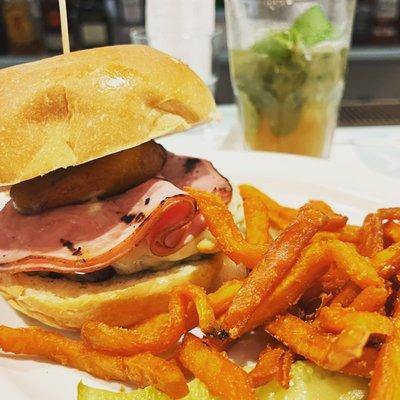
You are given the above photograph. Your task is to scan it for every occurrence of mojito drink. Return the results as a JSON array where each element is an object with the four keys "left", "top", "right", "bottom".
[{"left": 230, "top": 5, "right": 349, "bottom": 157}]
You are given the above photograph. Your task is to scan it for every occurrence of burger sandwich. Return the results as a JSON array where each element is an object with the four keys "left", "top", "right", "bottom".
[{"left": 0, "top": 45, "right": 244, "bottom": 330}]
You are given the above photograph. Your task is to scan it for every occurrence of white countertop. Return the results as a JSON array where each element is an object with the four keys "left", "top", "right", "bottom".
[{"left": 160, "top": 104, "right": 400, "bottom": 180}]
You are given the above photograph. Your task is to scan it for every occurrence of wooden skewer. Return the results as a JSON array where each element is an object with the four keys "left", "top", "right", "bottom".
[{"left": 58, "top": 0, "right": 70, "bottom": 54}]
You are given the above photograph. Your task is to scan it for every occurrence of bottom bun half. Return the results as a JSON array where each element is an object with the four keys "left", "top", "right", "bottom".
[{"left": 0, "top": 258, "right": 233, "bottom": 330}]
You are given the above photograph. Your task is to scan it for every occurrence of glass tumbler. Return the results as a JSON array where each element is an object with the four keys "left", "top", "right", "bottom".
[
  {"left": 225, "top": 0, "right": 356, "bottom": 157},
  {"left": 130, "top": 28, "right": 223, "bottom": 95}
]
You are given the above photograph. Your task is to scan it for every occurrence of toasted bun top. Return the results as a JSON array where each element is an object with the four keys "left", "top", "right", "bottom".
[{"left": 0, "top": 45, "right": 216, "bottom": 186}]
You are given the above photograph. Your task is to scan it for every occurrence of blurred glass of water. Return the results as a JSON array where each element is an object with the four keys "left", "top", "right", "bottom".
[{"left": 130, "top": 28, "right": 222, "bottom": 95}]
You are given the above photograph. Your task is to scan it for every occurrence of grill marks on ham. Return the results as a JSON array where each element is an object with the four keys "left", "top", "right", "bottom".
[
  {"left": 161, "top": 153, "right": 232, "bottom": 204},
  {"left": 0, "top": 153, "right": 232, "bottom": 274},
  {"left": 0, "top": 180, "right": 197, "bottom": 273}
]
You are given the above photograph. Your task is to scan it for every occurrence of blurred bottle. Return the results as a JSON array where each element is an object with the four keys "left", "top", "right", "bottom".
[
  {"left": 0, "top": 7, "right": 9, "bottom": 54},
  {"left": 353, "top": 0, "right": 375, "bottom": 45},
  {"left": 70, "top": 0, "right": 113, "bottom": 49},
  {"left": 371, "top": 0, "right": 399, "bottom": 44},
  {"left": 2, "top": 0, "right": 44, "bottom": 54},
  {"left": 41, "top": 0, "right": 62, "bottom": 53},
  {"left": 116, "top": 0, "right": 144, "bottom": 25},
  {"left": 216, "top": 0, "right": 224, "bottom": 9},
  {"left": 114, "top": 0, "right": 145, "bottom": 43}
]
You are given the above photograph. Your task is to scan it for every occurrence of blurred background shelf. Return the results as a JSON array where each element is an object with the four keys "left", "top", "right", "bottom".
[
  {"left": 3, "top": 46, "right": 400, "bottom": 68},
  {"left": 348, "top": 46, "right": 400, "bottom": 60},
  {"left": 0, "top": 54, "right": 47, "bottom": 68},
  {"left": 215, "top": 46, "right": 400, "bottom": 64}
]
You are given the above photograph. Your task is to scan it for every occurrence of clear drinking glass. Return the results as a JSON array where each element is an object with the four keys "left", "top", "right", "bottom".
[{"left": 225, "top": 0, "right": 356, "bottom": 157}]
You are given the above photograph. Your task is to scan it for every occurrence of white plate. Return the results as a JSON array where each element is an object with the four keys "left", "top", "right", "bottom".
[{"left": 0, "top": 150, "right": 399, "bottom": 400}]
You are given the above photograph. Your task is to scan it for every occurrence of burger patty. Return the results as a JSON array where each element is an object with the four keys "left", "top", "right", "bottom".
[{"left": 10, "top": 141, "right": 167, "bottom": 214}]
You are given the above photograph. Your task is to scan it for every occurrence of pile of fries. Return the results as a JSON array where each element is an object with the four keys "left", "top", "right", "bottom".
[{"left": 1, "top": 184, "right": 400, "bottom": 399}]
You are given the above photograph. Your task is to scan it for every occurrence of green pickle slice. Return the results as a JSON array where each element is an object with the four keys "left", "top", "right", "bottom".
[
  {"left": 77, "top": 382, "right": 170, "bottom": 400},
  {"left": 77, "top": 362, "right": 368, "bottom": 400}
]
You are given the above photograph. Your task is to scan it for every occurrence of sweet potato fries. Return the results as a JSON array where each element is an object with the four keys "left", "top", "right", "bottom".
[
  {"left": 1, "top": 185, "right": 400, "bottom": 399},
  {"left": 0, "top": 325, "right": 188, "bottom": 399}
]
